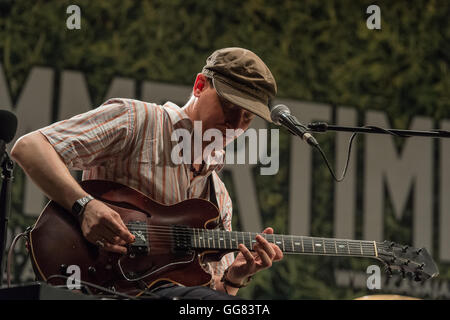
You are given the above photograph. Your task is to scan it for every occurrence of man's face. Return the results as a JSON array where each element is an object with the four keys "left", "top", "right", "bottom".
[{"left": 195, "top": 78, "right": 255, "bottom": 146}]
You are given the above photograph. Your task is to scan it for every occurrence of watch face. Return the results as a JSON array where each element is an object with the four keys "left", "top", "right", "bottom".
[
  {"left": 72, "top": 201, "right": 83, "bottom": 216},
  {"left": 72, "top": 196, "right": 93, "bottom": 217}
]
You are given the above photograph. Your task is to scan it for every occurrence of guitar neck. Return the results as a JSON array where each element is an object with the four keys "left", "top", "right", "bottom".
[{"left": 189, "top": 229, "right": 379, "bottom": 258}]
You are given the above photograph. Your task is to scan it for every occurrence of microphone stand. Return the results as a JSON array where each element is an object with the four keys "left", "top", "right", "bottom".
[
  {"left": 307, "top": 122, "right": 450, "bottom": 139},
  {"left": 0, "top": 150, "right": 14, "bottom": 287},
  {"left": 298, "top": 122, "right": 450, "bottom": 182}
]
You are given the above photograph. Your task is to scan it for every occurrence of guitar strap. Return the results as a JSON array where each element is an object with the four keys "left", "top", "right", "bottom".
[{"left": 209, "top": 174, "right": 224, "bottom": 230}]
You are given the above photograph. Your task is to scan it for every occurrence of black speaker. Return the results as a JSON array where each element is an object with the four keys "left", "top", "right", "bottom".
[{"left": 0, "top": 282, "right": 98, "bottom": 300}]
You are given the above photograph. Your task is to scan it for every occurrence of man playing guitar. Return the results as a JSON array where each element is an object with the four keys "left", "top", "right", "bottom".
[{"left": 11, "top": 47, "right": 283, "bottom": 299}]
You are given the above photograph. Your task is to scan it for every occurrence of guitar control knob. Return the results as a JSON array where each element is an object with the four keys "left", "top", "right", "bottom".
[{"left": 88, "top": 266, "right": 96, "bottom": 274}]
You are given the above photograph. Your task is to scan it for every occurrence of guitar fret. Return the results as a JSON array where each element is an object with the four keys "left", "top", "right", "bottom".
[
  {"left": 326, "top": 239, "right": 336, "bottom": 254},
  {"left": 192, "top": 228, "right": 197, "bottom": 248},
  {"left": 312, "top": 238, "right": 324, "bottom": 254},
  {"left": 224, "top": 230, "right": 227, "bottom": 249},
  {"left": 208, "top": 229, "right": 212, "bottom": 248},
  {"left": 200, "top": 229, "right": 204, "bottom": 248},
  {"left": 292, "top": 236, "right": 300, "bottom": 253},
  {"left": 349, "top": 241, "right": 361, "bottom": 255},
  {"left": 323, "top": 239, "right": 332, "bottom": 254},
  {"left": 303, "top": 237, "right": 313, "bottom": 253},
  {"left": 236, "top": 232, "right": 241, "bottom": 247},
  {"left": 216, "top": 230, "right": 221, "bottom": 249},
  {"left": 219, "top": 230, "right": 223, "bottom": 249}
]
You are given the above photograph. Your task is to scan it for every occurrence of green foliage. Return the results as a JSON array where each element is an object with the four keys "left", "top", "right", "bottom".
[{"left": 1, "top": 0, "right": 449, "bottom": 299}]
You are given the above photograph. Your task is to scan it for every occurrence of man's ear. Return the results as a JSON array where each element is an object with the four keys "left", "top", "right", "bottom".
[{"left": 193, "top": 73, "right": 207, "bottom": 97}]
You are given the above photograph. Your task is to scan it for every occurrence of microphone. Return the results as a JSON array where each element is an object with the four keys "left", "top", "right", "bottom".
[
  {"left": 270, "top": 104, "right": 318, "bottom": 147},
  {"left": 0, "top": 110, "right": 18, "bottom": 156}
]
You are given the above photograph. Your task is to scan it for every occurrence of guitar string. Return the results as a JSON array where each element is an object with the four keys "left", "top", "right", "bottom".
[
  {"left": 124, "top": 224, "right": 380, "bottom": 246},
  {"left": 126, "top": 231, "right": 378, "bottom": 250},
  {"left": 124, "top": 224, "right": 385, "bottom": 249},
  {"left": 125, "top": 226, "right": 380, "bottom": 249},
  {"left": 124, "top": 225, "right": 378, "bottom": 249},
  {"left": 124, "top": 225, "right": 378, "bottom": 247},
  {"left": 120, "top": 227, "right": 377, "bottom": 254}
]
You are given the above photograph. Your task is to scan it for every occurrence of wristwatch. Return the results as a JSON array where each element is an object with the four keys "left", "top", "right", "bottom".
[
  {"left": 221, "top": 267, "right": 252, "bottom": 289},
  {"left": 72, "top": 195, "right": 94, "bottom": 218}
]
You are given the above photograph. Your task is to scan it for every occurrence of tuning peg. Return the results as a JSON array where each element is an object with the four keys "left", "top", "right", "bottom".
[
  {"left": 385, "top": 267, "right": 393, "bottom": 278},
  {"left": 416, "top": 248, "right": 423, "bottom": 255},
  {"left": 414, "top": 273, "right": 422, "bottom": 282},
  {"left": 416, "top": 263, "right": 425, "bottom": 270},
  {"left": 401, "top": 269, "right": 406, "bottom": 279},
  {"left": 390, "top": 242, "right": 396, "bottom": 248},
  {"left": 402, "top": 245, "right": 409, "bottom": 253},
  {"left": 403, "top": 259, "right": 410, "bottom": 266}
]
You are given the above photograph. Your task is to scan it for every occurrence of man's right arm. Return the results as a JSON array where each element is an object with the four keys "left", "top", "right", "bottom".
[{"left": 11, "top": 131, "right": 134, "bottom": 254}]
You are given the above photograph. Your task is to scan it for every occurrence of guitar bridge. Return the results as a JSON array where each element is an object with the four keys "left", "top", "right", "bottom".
[{"left": 127, "top": 220, "right": 149, "bottom": 255}]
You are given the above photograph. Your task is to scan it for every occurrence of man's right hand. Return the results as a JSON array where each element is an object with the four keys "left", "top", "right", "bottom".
[{"left": 80, "top": 199, "right": 135, "bottom": 254}]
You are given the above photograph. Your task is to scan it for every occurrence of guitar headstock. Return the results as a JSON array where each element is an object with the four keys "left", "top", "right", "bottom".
[{"left": 377, "top": 241, "right": 439, "bottom": 281}]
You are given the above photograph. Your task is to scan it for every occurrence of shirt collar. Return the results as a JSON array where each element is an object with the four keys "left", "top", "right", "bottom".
[
  {"left": 163, "top": 101, "right": 225, "bottom": 177},
  {"left": 163, "top": 101, "right": 193, "bottom": 132}
]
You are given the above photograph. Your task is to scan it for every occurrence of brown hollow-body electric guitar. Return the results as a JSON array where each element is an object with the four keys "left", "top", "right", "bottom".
[{"left": 28, "top": 180, "right": 439, "bottom": 296}]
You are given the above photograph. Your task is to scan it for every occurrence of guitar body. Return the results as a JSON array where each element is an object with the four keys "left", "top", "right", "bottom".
[{"left": 28, "top": 180, "right": 229, "bottom": 296}]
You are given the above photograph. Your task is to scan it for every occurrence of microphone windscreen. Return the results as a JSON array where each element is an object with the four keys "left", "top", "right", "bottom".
[
  {"left": 270, "top": 104, "right": 290, "bottom": 125},
  {"left": 0, "top": 110, "right": 18, "bottom": 143}
]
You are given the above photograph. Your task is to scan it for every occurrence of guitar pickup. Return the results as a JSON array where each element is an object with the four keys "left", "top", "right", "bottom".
[{"left": 127, "top": 220, "right": 149, "bottom": 255}]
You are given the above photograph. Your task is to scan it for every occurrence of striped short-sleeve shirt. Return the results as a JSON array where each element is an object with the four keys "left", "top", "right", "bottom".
[{"left": 39, "top": 98, "right": 235, "bottom": 283}]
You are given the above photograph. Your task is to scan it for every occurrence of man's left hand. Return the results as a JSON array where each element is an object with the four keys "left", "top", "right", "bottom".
[{"left": 226, "top": 227, "right": 284, "bottom": 285}]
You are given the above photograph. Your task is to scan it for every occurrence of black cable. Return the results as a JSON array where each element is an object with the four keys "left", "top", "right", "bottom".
[
  {"left": 313, "top": 132, "right": 358, "bottom": 182},
  {"left": 311, "top": 125, "right": 417, "bottom": 182},
  {"left": 45, "top": 274, "right": 141, "bottom": 300},
  {"left": 7, "top": 231, "right": 29, "bottom": 287}
]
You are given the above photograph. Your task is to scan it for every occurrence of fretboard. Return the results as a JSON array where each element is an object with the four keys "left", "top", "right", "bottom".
[{"left": 189, "top": 229, "right": 378, "bottom": 258}]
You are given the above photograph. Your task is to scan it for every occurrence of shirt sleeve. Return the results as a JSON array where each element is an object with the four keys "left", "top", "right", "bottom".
[{"left": 39, "top": 98, "right": 134, "bottom": 170}]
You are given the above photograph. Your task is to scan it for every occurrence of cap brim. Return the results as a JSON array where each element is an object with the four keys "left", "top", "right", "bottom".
[{"left": 213, "top": 78, "right": 272, "bottom": 123}]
